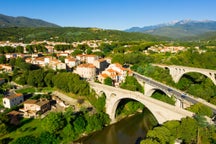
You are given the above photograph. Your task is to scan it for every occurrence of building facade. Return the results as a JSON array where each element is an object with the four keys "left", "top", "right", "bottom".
[{"left": 3, "top": 93, "right": 24, "bottom": 108}]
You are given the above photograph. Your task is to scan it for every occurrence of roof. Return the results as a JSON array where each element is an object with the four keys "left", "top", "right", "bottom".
[
  {"left": 97, "top": 58, "right": 106, "bottom": 62},
  {"left": 24, "top": 99, "right": 49, "bottom": 106},
  {"left": 24, "top": 99, "right": 37, "bottom": 104},
  {"left": 85, "top": 54, "right": 97, "bottom": 57},
  {"left": 77, "top": 64, "right": 96, "bottom": 68},
  {"left": 100, "top": 73, "right": 109, "bottom": 78},
  {"left": 36, "top": 100, "right": 49, "bottom": 106},
  {"left": 7, "top": 110, "right": 20, "bottom": 116},
  {"left": 4, "top": 93, "right": 23, "bottom": 100}
]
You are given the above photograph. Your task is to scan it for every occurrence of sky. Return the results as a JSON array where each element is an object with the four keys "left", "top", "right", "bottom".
[{"left": 0, "top": 0, "right": 216, "bottom": 30}]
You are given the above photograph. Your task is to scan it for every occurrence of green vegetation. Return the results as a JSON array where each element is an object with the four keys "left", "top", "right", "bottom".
[
  {"left": 0, "top": 27, "right": 163, "bottom": 43},
  {"left": 120, "top": 76, "right": 144, "bottom": 93},
  {"left": 86, "top": 91, "right": 106, "bottom": 112},
  {"left": 116, "top": 99, "right": 145, "bottom": 118},
  {"left": 15, "top": 87, "right": 36, "bottom": 94},
  {"left": 186, "top": 103, "right": 213, "bottom": 117},
  {"left": 0, "top": 107, "right": 110, "bottom": 144},
  {"left": 141, "top": 116, "right": 216, "bottom": 144},
  {"left": 104, "top": 77, "right": 113, "bottom": 86},
  {"left": 151, "top": 92, "right": 176, "bottom": 105}
]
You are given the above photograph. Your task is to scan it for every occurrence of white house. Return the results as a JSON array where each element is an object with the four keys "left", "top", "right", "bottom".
[
  {"left": 65, "top": 57, "right": 80, "bottom": 68},
  {"left": 3, "top": 93, "right": 24, "bottom": 108}
]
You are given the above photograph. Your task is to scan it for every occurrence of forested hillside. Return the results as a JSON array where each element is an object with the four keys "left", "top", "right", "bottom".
[{"left": 0, "top": 27, "right": 167, "bottom": 43}]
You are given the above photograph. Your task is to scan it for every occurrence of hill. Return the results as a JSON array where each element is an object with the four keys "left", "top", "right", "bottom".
[
  {"left": 0, "top": 27, "right": 166, "bottom": 43},
  {"left": 125, "top": 20, "right": 216, "bottom": 39},
  {"left": 0, "top": 14, "right": 60, "bottom": 28}
]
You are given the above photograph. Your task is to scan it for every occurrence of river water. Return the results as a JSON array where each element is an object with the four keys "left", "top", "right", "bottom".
[{"left": 77, "top": 108, "right": 158, "bottom": 144}]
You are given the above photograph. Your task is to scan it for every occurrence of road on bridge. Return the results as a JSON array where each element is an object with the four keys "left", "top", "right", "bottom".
[{"left": 133, "top": 72, "right": 216, "bottom": 114}]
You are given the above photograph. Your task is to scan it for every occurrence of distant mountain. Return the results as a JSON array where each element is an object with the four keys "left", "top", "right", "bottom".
[
  {"left": 125, "top": 20, "right": 216, "bottom": 39},
  {"left": 0, "top": 14, "right": 60, "bottom": 28}
]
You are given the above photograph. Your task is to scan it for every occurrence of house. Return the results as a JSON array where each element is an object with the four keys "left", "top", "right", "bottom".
[
  {"left": 98, "top": 63, "right": 132, "bottom": 86},
  {"left": 76, "top": 54, "right": 86, "bottom": 62},
  {"left": 76, "top": 54, "right": 99, "bottom": 64},
  {"left": 7, "top": 110, "right": 21, "bottom": 125},
  {"left": 93, "top": 58, "right": 109, "bottom": 74},
  {"left": 22, "top": 99, "right": 50, "bottom": 118},
  {"left": 74, "top": 63, "right": 96, "bottom": 80},
  {"left": 2, "top": 93, "right": 24, "bottom": 108},
  {"left": 65, "top": 57, "right": 80, "bottom": 68},
  {"left": 85, "top": 54, "right": 99, "bottom": 64},
  {"left": 0, "top": 64, "right": 13, "bottom": 72}
]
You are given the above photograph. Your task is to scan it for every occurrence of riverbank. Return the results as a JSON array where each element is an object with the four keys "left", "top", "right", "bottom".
[{"left": 75, "top": 109, "right": 158, "bottom": 144}]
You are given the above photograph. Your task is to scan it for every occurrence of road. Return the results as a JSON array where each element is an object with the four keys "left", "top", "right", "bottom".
[{"left": 133, "top": 72, "right": 216, "bottom": 114}]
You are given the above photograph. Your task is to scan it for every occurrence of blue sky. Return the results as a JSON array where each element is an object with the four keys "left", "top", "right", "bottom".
[{"left": 0, "top": 0, "right": 215, "bottom": 30}]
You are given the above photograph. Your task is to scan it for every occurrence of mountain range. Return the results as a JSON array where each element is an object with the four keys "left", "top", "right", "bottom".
[
  {"left": 1, "top": 13, "right": 216, "bottom": 40},
  {"left": 125, "top": 20, "right": 216, "bottom": 39},
  {"left": 0, "top": 14, "right": 59, "bottom": 28}
]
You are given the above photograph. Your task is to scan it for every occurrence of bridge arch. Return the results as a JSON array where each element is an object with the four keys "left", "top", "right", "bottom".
[
  {"left": 107, "top": 96, "right": 160, "bottom": 124},
  {"left": 166, "top": 66, "right": 216, "bottom": 85},
  {"left": 145, "top": 86, "right": 171, "bottom": 98}
]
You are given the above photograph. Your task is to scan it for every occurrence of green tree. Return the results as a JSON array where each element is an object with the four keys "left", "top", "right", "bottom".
[
  {"left": 39, "top": 132, "right": 59, "bottom": 144},
  {"left": 178, "top": 117, "right": 198, "bottom": 143},
  {"left": 11, "top": 135, "right": 39, "bottom": 144},
  {"left": 104, "top": 77, "right": 113, "bottom": 86},
  {"left": 120, "top": 76, "right": 144, "bottom": 93},
  {"left": 42, "top": 112, "right": 66, "bottom": 134},
  {"left": 61, "top": 124, "right": 76, "bottom": 142},
  {"left": 187, "top": 103, "right": 213, "bottom": 117},
  {"left": 73, "top": 115, "right": 86, "bottom": 134},
  {"left": 140, "top": 139, "right": 160, "bottom": 144},
  {"left": 86, "top": 47, "right": 93, "bottom": 54},
  {"left": 44, "top": 72, "right": 55, "bottom": 87},
  {"left": 16, "top": 46, "right": 24, "bottom": 53},
  {"left": 146, "top": 127, "right": 174, "bottom": 144},
  {"left": 0, "top": 55, "right": 7, "bottom": 64}
]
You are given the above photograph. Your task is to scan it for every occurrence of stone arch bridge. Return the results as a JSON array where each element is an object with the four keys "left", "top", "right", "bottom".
[
  {"left": 153, "top": 64, "right": 216, "bottom": 85},
  {"left": 89, "top": 82, "right": 193, "bottom": 124}
]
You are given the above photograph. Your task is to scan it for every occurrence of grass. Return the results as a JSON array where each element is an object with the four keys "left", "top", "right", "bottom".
[
  {"left": 15, "top": 87, "right": 36, "bottom": 94},
  {"left": 0, "top": 118, "right": 44, "bottom": 142}
]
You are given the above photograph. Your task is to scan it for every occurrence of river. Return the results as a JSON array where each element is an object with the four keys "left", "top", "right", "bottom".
[{"left": 76, "top": 108, "right": 158, "bottom": 144}]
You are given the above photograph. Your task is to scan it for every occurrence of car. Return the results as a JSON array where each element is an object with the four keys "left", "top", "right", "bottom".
[
  {"left": 181, "top": 93, "right": 186, "bottom": 98},
  {"left": 167, "top": 88, "right": 172, "bottom": 92}
]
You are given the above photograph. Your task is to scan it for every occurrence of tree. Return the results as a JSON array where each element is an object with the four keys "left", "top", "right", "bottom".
[
  {"left": 26, "top": 45, "right": 34, "bottom": 53},
  {"left": 0, "top": 55, "right": 7, "bottom": 64},
  {"left": 16, "top": 46, "right": 24, "bottom": 53},
  {"left": 72, "top": 49, "right": 83, "bottom": 56},
  {"left": 44, "top": 72, "right": 55, "bottom": 87},
  {"left": 140, "top": 139, "right": 160, "bottom": 144},
  {"left": 104, "top": 77, "right": 113, "bottom": 86},
  {"left": 146, "top": 127, "right": 174, "bottom": 144},
  {"left": 86, "top": 47, "right": 93, "bottom": 54},
  {"left": 187, "top": 103, "right": 213, "bottom": 117},
  {"left": 120, "top": 76, "right": 144, "bottom": 93},
  {"left": 11, "top": 135, "right": 39, "bottom": 144},
  {"left": 178, "top": 117, "right": 198, "bottom": 143},
  {"left": 42, "top": 112, "right": 66, "bottom": 134},
  {"left": 61, "top": 124, "right": 76, "bottom": 142},
  {"left": 73, "top": 115, "right": 86, "bottom": 134},
  {"left": 39, "top": 132, "right": 59, "bottom": 144}
]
